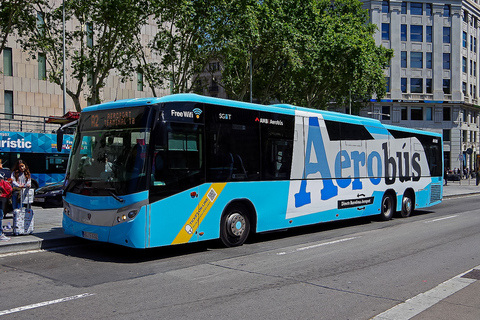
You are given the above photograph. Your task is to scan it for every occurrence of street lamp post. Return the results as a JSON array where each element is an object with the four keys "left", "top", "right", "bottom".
[{"left": 62, "top": 0, "right": 66, "bottom": 114}]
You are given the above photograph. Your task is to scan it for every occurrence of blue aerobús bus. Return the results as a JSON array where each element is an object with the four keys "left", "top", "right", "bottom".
[
  {"left": 61, "top": 94, "right": 443, "bottom": 248},
  {"left": 0, "top": 131, "right": 73, "bottom": 188}
]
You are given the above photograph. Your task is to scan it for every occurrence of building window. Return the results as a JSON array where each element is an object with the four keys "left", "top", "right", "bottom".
[
  {"left": 463, "top": 57, "right": 467, "bottom": 73},
  {"left": 401, "top": 78, "right": 407, "bottom": 93},
  {"left": 382, "top": 1, "right": 389, "bottom": 13},
  {"left": 426, "top": 78, "right": 432, "bottom": 93},
  {"left": 382, "top": 23, "right": 390, "bottom": 40},
  {"left": 137, "top": 72, "right": 143, "bottom": 91},
  {"left": 474, "top": 38, "right": 477, "bottom": 52},
  {"left": 411, "top": 25, "right": 423, "bottom": 42},
  {"left": 4, "top": 91, "right": 13, "bottom": 119},
  {"left": 36, "top": 12, "right": 45, "bottom": 36},
  {"left": 443, "top": 79, "right": 451, "bottom": 94},
  {"left": 426, "top": 4, "right": 432, "bottom": 16},
  {"left": 444, "top": 5, "right": 450, "bottom": 17},
  {"left": 426, "top": 107, "right": 432, "bottom": 121},
  {"left": 443, "top": 129, "right": 451, "bottom": 141},
  {"left": 471, "top": 35, "right": 474, "bottom": 51},
  {"left": 410, "top": 107, "right": 423, "bottom": 120},
  {"left": 401, "top": 2, "right": 407, "bottom": 14},
  {"left": 411, "top": 52, "right": 423, "bottom": 68},
  {"left": 443, "top": 53, "right": 450, "bottom": 69},
  {"left": 475, "top": 61, "right": 477, "bottom": 77},
  {"left": 426, "top": 52, "right": 432, "bottom": 69},
  {"left": 401, "top": 24, "right": 407, "bottom": 41},
  {"left": 385, "top": 77, "right": 390, "bottom": 92},
  {"left": 463, "top": 82, "right": 467, "bottom": 95},
  {"left": 426, "top": 26, "right": 432, "bottom": 43},
  {"left": 411, "top": 78, "right": 423, "bottom": 93},
  {"left": 401, "top": 51, "right": 407, "bottom": 68},
  {"left": 463, "top": 32, "right": 467, "bottom": 48},
  {"left": 401, "top": 107, "right": 408, "bottom": 120},
  {"left": 411, "top": 3, "right": 423, "bottom": 15},
  {"left": 443, "top": 27, "right": 451, "bottom": 43},
  {"left": 470, "top": 60, "right": 473, "bottom": 76},
  {"left": 86, "top": 22, "right": 93, "bottom": 48},
  {"left": 443, "top": 107, "right": 451, "bottom": 121},
  {"left": 38, "top": 53, "right": 46, "bottom": 80},
  {"left": 463, "top": 10, "right": 468, "bottom": 22},
  {"left": 410, "top": 52, "right": 423, "bottom": 68},
  {"left": 3, "top": 48, "right": 12, "bottom": 76},
  {"left": 382, "top": 106, "right": 390, "bottom": 120}
]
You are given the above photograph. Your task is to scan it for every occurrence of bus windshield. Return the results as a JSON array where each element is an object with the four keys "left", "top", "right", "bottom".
[{"left": 65, "top": 107, "right": 152, "bottom": 197}]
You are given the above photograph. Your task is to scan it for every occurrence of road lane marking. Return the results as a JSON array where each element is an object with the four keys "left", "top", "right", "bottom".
[
  {"left": 0, "top": 293, "right": 95, "bottom": 316},
  {"left": 277, "top": 237, "right": 359, "bottom": 255},
  {"left": 371, "top": 265, "right": 480, "bottom": 320},
  {"left": 424, "top": 215, "right": 458, "bottom": 223}
]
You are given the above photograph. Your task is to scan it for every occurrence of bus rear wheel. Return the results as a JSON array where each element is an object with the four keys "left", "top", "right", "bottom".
[
  {"left": 399, "top": 193, "right": 414, "bottom": 218},
  {"left": 379, "top": 193, "right": 394, "bottom": 221},
  {"left": 220, "top": 205, "right": 250, "bottom": 247}
]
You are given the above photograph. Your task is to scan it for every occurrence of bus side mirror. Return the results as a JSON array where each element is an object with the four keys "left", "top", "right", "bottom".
[{"left": 57, "top": 128, "right": 64, "bottom": 152}]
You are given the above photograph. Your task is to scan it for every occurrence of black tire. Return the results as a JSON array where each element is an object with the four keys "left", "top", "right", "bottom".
[
  {"left": 399, "top": 192, "right": 414, "bottom": 218},
  {"left": 379, "top": 193, "right": 394, "bottom": 221},
  {"left": 220, "top": 204, "right": 250, "bottom": 247}
]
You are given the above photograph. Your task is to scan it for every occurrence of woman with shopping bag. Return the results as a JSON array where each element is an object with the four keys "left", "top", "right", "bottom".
[{"left": 10, "top": 159, "right": 32, "bottom": 210}]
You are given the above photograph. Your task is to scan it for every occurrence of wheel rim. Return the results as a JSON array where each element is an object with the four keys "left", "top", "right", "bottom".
[
  {"left": 226, "top": 213, "right": 245, "bottom": 237},
  {"left": 382, "top": 196, "right": 392, "bottom": 215},
  {"left": 403, "top": 197, "right": 412, "bottom": 214}
]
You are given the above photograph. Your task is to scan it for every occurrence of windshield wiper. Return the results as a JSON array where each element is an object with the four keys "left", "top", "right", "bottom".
[{"left": 107, "top": 190, "right": 125, "bottom": 203}]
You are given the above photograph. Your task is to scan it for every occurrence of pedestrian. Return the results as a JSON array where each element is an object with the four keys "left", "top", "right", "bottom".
[
  {"left": 444, "top": 167, "right": 448, "bottom": 186},
  {"left": 0, "top": 159, "right": 11, "bottom": 179},
  {"left": 0, "top": 173, "right": 12, "bottom": 241},
  {"left": 10, "top": 159, "right": 31, "bottom": 210}
]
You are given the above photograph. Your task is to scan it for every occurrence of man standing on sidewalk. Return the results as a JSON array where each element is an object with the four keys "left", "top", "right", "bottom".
[{"left": 0, "top": 173, "right": 12, "bottom": 241}]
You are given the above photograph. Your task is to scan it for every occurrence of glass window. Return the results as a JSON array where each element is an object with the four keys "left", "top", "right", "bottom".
[
  {"left": 426, "top": 26, "right": 432, "bottom": 43},
  {"left": 443, "top": 53, "right": 450, "bottom": 69},
  {"left": 382, "top": 106, "right": 390, "bottom": 120},
  {"left": 444, "top": 5, "right": 450, "bottom": 17},
  {"left": 401, "top": 51, "right": 407, "bottom": 68},
  {"left": 411, "top": 3, "right": 423, "bottom": 15},
  {"left": 137, "top": 72, "right": 143, "bottom": 91},
  {"left": 411, "top": 78, "right": 423, "bottom": 93},
  {"left": 382, "top": 23, "right": 390, "bottom": 40},
  {"left": 443, "top": 79, "right": 451, "bottom": 94},
  {"left": 401, "top": 107, "right": 408, "bottom": 120},
  {"left": 402, "top": 2, "right": 407, "bottom": 14},
  {"left": 411, "top": 25, "right": 423, "bottom": 42},
  {"left": 426, "top": 107, "right": 432, "bottom": 121},
  {"left": 475, "top": 61, "right": 477, "bottom": 77},
  {"left": 443, "top": 129, "right": 451, "bottom": 141},
  {"left": 36, "top": 12, "right": 45, "bottom": 36},
  {"left": 382, "top": 1, "right": 389, "bottom": 13},
  {"left": 463, "top": 32, "right": 467, "bottom": 48},
  {"left": 385, "top": 77, "right": 390, "bottom": 92},
  {"left": 401, "top": 78, "right": 407, "bottom": 93},
  {"left": 463, "top": 57, "right": 467, "bottom": 73},
  {"left": 470, "top": 60, "right": 473, "bottom": 76},
  {"left": 411, "top": 106, "right": 423, "bottom": 120},
  {"left": 443, "top": 27, "right": 451, "bottom": 43},
  {"left": 38, "top": 53, "right": 46, "bottom": 80},
  {"left": 411, "top": 52, "right": 423, "bottom": 68},
  {"left": 474, "top": 38, "right": 477, "bottom": 52},
  {"left": 3, "top": 48, "right": 12, "bottom": 76},
  {"left": 426, "top": 4, "right": 432, "bottom": 16},
  {"left": 426, "top": 78, "right": 432, "bottom": 93},
  {"left": 471, "top": 35, "right": 473, "bottom": 51},
  {"left": 426, "top": 52, "right": 432, "bottom": 69},
  {"left": 86, "top": 22, "right": 93, "bottom": 48},
  {"left": 443, "top": 107, "right": 451, "bottom": 121},
  {"left": 463, "top": 82, "right": 467, "bottom": 95},
  {"left": 401, "top": 24, "right": 407, "bottom": 41},
  {"left": 4, "top": 91, "right": 13, "bottom": 119}
]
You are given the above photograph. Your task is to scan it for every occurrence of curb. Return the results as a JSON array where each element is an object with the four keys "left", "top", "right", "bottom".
[{"left": 0, "top": 235, "right": 85, "bottom": 255}]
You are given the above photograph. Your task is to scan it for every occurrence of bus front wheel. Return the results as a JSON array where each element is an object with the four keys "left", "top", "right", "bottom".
[
  {"left": 379, "top": 193, "right": 394, "bottom": 221},
  {"left": 220, "top": 205, "right": 250, "bottom": 247}
]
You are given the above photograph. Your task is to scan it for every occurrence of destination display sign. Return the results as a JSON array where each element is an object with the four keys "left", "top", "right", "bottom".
[{"left": 81, "top": 107, "right": 150, "bottom": 131}]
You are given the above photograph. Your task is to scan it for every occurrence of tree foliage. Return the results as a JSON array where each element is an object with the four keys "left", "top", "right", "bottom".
[
  {"left": 18, "top": 0, "right": 150, "bottom": 111},
  {"left": 0, "top": 0, "right": 47, "bottom": 56}
]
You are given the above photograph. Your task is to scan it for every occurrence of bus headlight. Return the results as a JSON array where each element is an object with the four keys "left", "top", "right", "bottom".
[
  {"left": 127, "top": 210, "right": 138, "bottom": 219},
  {"left": 64, "top": 206, "right": 71, "bottom": 216},
  {"left": 115, "top": 209, "right": 139, "bottom": 224}
]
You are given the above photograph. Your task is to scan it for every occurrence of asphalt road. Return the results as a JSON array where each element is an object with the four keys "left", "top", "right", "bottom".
[{"left": 0, "top": 194, "right": 479, "bottom": 319}]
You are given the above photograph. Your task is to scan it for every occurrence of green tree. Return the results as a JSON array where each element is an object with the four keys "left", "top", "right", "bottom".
[
  {"left": 0, "top": 0, "right": 47, "bottom": 56},
  {"left": 18, "top": 0, "right": 150, "bottom": 111},
  {"left": 217, "top": 0, "right": 392, "bottom": 108}
]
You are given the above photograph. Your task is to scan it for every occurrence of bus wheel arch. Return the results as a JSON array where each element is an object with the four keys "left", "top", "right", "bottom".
[
  {"left": 398, "top": 188, "right": 415, "bottom": 218},
  {"left": 379, "top": 190, "right": 396, "bottom": 221},
  {"left": 219, "top": 200, "right": 256, "bottom": 247},
  {"left": 31, "top": 179, "right": 39, "bottom": 190}
]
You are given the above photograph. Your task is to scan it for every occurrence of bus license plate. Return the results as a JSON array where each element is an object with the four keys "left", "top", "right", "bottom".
[{"left": 82, "top": 231, "right": 98, "bottom": 240}]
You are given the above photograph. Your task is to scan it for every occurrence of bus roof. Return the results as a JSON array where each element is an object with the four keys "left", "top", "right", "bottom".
[{"left": 83, "top": 94, "right": 440, "bottom": 137}]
